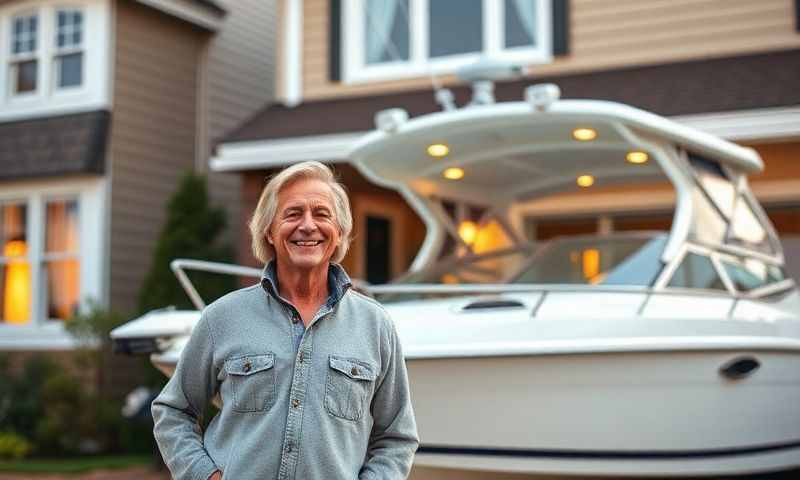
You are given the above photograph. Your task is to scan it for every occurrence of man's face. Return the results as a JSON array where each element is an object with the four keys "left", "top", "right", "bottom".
[{"left": 268, "top": 178, "right": 341, "bottom": 271}]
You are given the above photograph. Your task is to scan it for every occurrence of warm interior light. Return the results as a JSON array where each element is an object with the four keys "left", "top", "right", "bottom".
[
  {"left": 582, "top": 248, "right": 600, "bottom": 281},
  {"left": 441, "top": 273, "right": 459, "bottom": 284},
  {"left": 427, "top": 143, "right": 449, "bottom": 157},
  {"left": 572, "top": 128, "right": 597, "bottom": 141},
  {"left": 3, "top": 240, "right": 30, "bottom": 324},
  {"left": 626, "top": 151, "right": 649, "bottom": 164},
  {"left": 443, "top": 167, "right": 464, "bottom": 180},
  {"left": 576, "top": 175, "right": 594, "bottom": 187},
  {"left": 458, "top": 221, "right": 478, "bottom": 245}
]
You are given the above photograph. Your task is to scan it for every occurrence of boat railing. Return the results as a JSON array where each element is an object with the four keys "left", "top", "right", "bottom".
[{"left": 171, "top": 259, "right": 650, "bottom": 310}]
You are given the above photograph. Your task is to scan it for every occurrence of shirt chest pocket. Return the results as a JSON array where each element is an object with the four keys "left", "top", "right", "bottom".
[
  {"left": 324, "top": 355, "right": 377, "bottom": 422},
  {"left": 225, "top": 353, "right": 276, "bottom": 413}
]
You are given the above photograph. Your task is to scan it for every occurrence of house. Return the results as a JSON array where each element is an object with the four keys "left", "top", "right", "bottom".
[
  {"left": 0, "top": 0, "right": 276, "bottom": 372},
  {"left": 210, "top": 0, "right": 800, "bottom": 284}
]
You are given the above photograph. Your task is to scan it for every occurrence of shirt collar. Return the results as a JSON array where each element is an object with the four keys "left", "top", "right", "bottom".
[{"left": 260, "top": 261, "right": 352, "bottom": 309}]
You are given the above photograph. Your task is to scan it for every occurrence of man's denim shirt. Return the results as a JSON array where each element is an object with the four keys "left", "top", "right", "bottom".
[{"left": 152, "top": 262, "right": 419, "bottom": 480}]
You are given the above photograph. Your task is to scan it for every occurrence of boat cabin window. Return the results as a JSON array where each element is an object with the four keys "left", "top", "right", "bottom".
[
  {"left": 690, "top": 155, "right": 736, "bottom": 218},
  {"left": 395, "top": 234, "right": 666, "bottom": 288},
  {"left": 666, "top": 252, "right": 726, "bottom": 291},
  {"left": 512, "top": 235, "right": 665, "bottom": 286},
  {"left": 688, "top": 153, "right": 773, "bottom": 254},
  {"left": 728, "top": 197, "right": 769, "bottom": 252},
  {"left": 719, "top": 256, "right": 785, "bottom": 292},
  {"left": 691, "top": 186, "right": 728, "bottom": 246}
]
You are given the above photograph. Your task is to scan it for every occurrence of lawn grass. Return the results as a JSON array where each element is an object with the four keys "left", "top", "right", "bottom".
[{"left": 0, "top": 455, "right": 152, "bottom": 474}]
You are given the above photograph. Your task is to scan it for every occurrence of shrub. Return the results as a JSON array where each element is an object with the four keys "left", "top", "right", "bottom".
[
  {"left": 0, "top": 431, "right": 32, "bottom": 460},
  {"left": 137, "top": 172, "right": 236, "bottom": 315},
  {"left": 0, "top": 355, "right": 59, "bottom": 442}
]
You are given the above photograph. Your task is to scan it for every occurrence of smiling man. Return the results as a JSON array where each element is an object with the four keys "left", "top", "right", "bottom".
[{"left": 151, "top": 161, "right": 419, "bottom": 480}]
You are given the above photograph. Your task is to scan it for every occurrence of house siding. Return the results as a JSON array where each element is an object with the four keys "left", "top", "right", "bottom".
[
  {"left": 204, "top": 0, "right": 278, "bottom": 254},
  {"left": 108, "top": 0, "right": 207, "bottom": 314},
  {"left": 298, "top": 0, "right": 800, "bottom": 101}
]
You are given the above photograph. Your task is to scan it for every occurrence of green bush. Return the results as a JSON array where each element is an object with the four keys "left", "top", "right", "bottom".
[
  {"left": 0, "top": 355, "right": 59, "bottom": 443},
  {"left": 137, "top": 172, "right": 236, "bottom": 316},
  {"left": 0, "top": 432, "right": 32, "bottom": 460}
]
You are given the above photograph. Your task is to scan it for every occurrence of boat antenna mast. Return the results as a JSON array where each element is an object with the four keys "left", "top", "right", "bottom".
[{"left": 431, "top": 57, "right": 527, "bottom": 111}]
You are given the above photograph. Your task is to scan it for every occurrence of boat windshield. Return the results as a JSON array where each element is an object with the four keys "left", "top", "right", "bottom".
[{"left": 394, "top": 233, "right": 668, "bottom": 287}]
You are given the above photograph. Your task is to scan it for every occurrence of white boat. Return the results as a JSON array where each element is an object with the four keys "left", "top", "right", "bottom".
[{"left": 111, "top": 66, "right": 800, "bottom": 476}]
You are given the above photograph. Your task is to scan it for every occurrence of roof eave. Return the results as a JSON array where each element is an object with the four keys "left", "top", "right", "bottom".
[{"left": 134, "top": 0, "right": 226, "bottom": 31}]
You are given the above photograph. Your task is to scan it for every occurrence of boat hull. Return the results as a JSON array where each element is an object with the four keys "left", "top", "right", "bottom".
[{"left": 407, "top": 349, "right": 800, "bottom": 476}]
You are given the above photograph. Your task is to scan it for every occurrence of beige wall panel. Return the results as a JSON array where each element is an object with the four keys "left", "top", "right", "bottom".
[
  {"left": 204, "top": 0, "right": 278, "bottom": 256},
  {"left": 301, "top": 0, "right": 800, "bottom": 101},
  {"left": 109, "top": 0, "right": 206, "bottom": 314}
]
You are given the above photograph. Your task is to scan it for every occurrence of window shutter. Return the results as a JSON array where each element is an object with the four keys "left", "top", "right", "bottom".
[
  {"left": 796, "top": 0, "right": 800, "bottom": 32},
  {"left": 552, "top": 0, "right": 570, "bottom": 56},
  {"left": 329, "top": 0, "right": 342, "bottom": 82}
]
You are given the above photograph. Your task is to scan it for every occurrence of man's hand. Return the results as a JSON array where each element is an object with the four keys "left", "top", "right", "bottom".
[{"left": 208, "top": 471, "right": 222, "bottom": 480}]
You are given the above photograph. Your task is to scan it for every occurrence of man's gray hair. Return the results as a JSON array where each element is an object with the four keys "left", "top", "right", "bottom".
[{"left": 248, "top": 161, "right": 352, "bottom": 264}]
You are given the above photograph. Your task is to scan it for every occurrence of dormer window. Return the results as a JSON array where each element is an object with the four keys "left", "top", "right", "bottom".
[{"left": 344, "top": 0, "right": 552, "bottom": 83}]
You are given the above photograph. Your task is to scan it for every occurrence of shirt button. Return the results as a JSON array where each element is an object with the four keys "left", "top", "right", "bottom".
[
  {"left": 292, "top": 399, "right": 300, "bottom": 408},
  {"left": 291, "top": 315, "right": 300, "bottom": 324},
  {"left": 286, "top": 444, "right": 293, "bottom": 453},
  {"left": 351, "top": 367, "right": 359, "bottom": 376},
  {"left": 243, "top": 362, "right": 251, "bottom": 373}
]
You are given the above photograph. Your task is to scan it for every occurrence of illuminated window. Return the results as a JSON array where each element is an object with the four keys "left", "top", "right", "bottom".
[
  {"left": 1, "top": 203, "right": 29, "bottom": 324},
  {"left": 43, "top": 199, "right": 80, "bottom": 321},
  {"left": 0, "top": 197, "right": 83, "bottom": 326}
]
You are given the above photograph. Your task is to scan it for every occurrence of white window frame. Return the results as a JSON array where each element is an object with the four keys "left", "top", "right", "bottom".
[
  {"left": 8, "top": 10, "right": 39, "bottom": 97},
  {"left": 0, "top": 0, "right": 111, "bottom": 122},
  {"left": 40, "top": 195, "right": 81, "bottom": 322},
  {"left": 52, "top": 7, "right": 84, "bottom": 91},
  {"left": 343, "top": 0, "right": 552, "bottom": 84},
  {"left": 0, "top": 177, "right": 106, "bottom": 350}
]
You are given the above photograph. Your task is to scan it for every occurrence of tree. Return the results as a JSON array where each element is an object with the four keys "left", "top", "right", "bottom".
[{"left": 137, "top": 172, "right": 236, "bottom": 314}]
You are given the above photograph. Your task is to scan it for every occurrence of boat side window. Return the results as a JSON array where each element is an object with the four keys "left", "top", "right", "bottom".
[
  {"left": 719, "top": 256, "right": 785, "bottom": 292},
  {"left": 689, "top": 154, "right": 735, "bottom": 218},
  {"left": 728, "top": 196, "right": 771, "bottom": 254},
  {"left": 690, "top": 185, "right": 728, "bottom": 247},
  {"left": 687, "top": 153, "right": 773, "bottom": 254},
  {"left": 666, "top": 252, "right": 727, "bottom": 291}
]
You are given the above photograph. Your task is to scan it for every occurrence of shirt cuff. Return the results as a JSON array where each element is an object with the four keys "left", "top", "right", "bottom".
[{"left": 190, "top": 456, "right": 220, "bottom": 480}]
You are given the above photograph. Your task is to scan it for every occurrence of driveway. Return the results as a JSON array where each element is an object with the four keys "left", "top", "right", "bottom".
[{"left": 0, "top": 467, "right": 170, "bottom": 480}]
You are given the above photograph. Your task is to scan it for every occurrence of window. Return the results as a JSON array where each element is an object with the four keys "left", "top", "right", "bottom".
[
  {"left": 0, "top": 198, "right": 81, "bottom": 326},
  {"left": 0, "top": 203, "right": 29, "bottom": 324},
  {"left": 0, "top": 180, "right": 103, "bottom": 349},
  {"left": 720, "top": 256, "right": 785, "bottom": 293},
  {"left": 8, "top": 8, "right": 84, "bottom": 95},
  {"left": 9, "top": 12, "right": 38, "bottom": 95},
  {"left": 687, "top": 153, "right": 775, "bottom": 255},
  {"left": 345, "top": 0, "right": 551, "bottom": 82},
  {"left": 43, "top": 199, "right": 80, "bottom": 320},
  {"left": 667, "top": 252, "right": 726, "bottom": 291},
  {"left": 54, "top": 9, "right": 83, "bottom": 88},
  {"left": 2, "top": 3, "right": 103, "bottom": 113}
]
